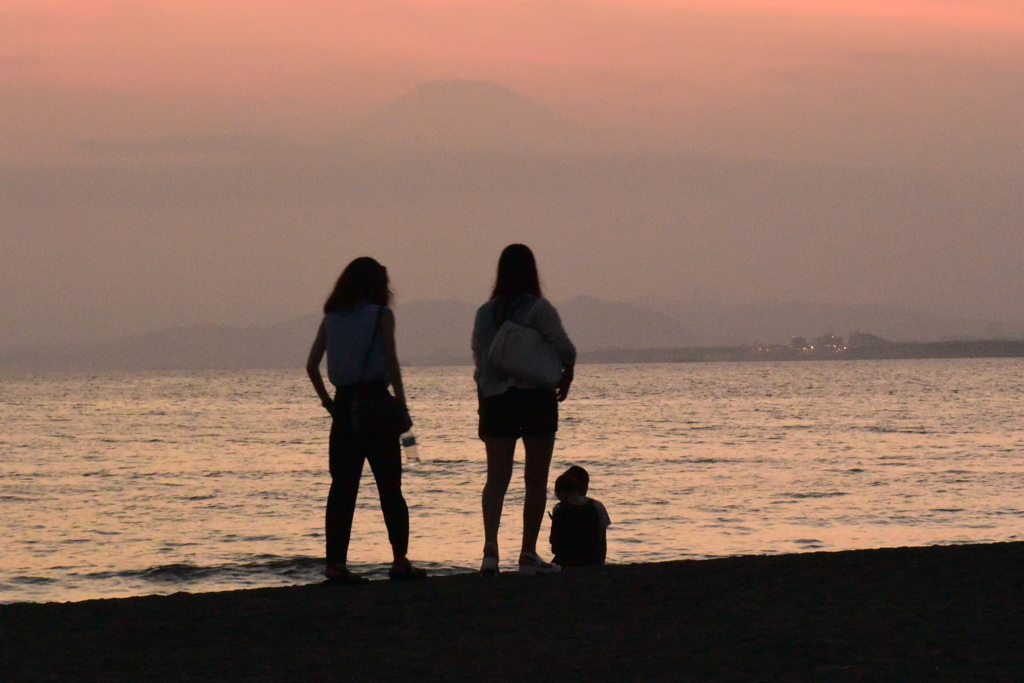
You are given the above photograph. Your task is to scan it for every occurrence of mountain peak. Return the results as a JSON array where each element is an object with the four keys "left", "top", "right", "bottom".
[
  {"left": 352, "top": 79, "right": 592, "bottom": 153},
  {"left": 400, "top": 79, "right": 531, "bottom": 103}
]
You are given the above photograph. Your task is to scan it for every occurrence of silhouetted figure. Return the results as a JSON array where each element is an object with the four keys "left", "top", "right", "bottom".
[
  {"left": 472, "top": 244, "right": 576, "bottom": 575},
  {"left": 550, "top": 466, "right": 610, "bottom": 567},
  {"left": 307, "top": 257, "right": 425, "bottom": 584}
]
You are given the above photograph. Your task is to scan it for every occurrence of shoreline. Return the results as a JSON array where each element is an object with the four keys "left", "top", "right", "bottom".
[
  {"left": 3, "top": 340, "right": 1023, "bottom": 376},
  {"left": 577, "top": 339, "right": 1024, "bottom": 365},
  {"left": 3, "top": 541, "right": 1022, "bottom": 681}
]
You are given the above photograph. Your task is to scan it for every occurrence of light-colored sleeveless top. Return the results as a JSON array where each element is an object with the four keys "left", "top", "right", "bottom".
[{"left": 324, "top": 302, "right": 388, "bottom": 389}]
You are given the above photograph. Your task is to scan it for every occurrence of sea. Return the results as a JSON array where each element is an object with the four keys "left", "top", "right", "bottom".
[{"left": 2, "top": 359, "right": 1022, "bottom": 604}]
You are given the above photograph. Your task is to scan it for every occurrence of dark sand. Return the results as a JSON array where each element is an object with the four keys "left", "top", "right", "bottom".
[{"left": 3, "top": 542, "right": 1023, "bottom": 682}]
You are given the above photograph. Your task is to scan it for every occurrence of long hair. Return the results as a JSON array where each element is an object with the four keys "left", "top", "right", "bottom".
[
  {"left": 490, "top": 244, "right": 542, "bottom": 301},
  {"left": 323, "top": 257, "right": 392, "bottom": 313}
]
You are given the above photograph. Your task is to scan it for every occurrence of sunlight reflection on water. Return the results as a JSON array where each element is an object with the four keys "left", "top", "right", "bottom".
[{"left": 1, "top": 359, "right": 1023, "bottom": 602}]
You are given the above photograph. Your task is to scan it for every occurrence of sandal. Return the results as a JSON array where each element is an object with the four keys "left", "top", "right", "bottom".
[
  {"left": 518, "top": 552, "right": 560, "bottom": 576},
  {"left": 480, "top": 555, "right": 499, "bottom": 577},
  {"left": 388, "top": 558, "right": 427, "bottom": 582},
  {"left": 480, "top": 543, "right": 500, "bottom": 577},
  {"left": 324, "top": 564, "right": 369, "bottom": 585}
]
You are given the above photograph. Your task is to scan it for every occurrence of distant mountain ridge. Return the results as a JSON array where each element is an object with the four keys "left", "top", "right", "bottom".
[
  {"left": 635, "top": 298, "right": 1014, "bottom": 346},
  {"left": 1, "top": 298, "right": 1015, "bottom": 374},
  {"left": 347, "top": 80, "right": 594, "bottom": 154}
]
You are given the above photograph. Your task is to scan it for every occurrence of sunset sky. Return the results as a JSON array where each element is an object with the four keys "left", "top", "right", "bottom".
[
  {"left": 4, "top": 0, "right": 1022, "bottom": 167},
  {"left": 2, "top": 0, "right": 1023, "bottom": 347}
]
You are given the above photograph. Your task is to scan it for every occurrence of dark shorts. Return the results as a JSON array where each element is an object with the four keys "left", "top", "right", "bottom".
[{"left": 478, "top": 387, "right": 558, "bottom": 439}]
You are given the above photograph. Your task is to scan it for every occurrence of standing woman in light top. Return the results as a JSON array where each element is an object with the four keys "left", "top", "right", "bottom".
[
  {"left": 307, "top": 257, "right": 425, "bottom": 583},
  {"left": 473, "top": 244, "right": 577, "bottom": 575}
]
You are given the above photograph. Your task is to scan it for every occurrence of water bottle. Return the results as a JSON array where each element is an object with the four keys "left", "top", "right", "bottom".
[{"left": 400, "top": 432, "right": 421, "bottom": 461}]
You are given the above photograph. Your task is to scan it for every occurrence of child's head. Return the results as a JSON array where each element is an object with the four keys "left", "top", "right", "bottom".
[
  {"left": 565, "top": 466, "right": 590, "bottom": 495},
  {"left": 554, "top": 472, "right": 584, "bottom": 503}
]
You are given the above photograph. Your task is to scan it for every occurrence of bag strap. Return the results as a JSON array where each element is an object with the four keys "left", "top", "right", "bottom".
[
  {"left": 515, "top": 298, "right": 549, "bottom": 344},
  {"left": 355, "top": 306, "right": 384, "bottom": 384},
  {"left": 523, "top": 298, "right": 543, "bottom": 326}
]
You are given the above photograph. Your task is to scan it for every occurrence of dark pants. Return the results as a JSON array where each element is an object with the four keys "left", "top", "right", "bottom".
[{"left": 325, "top": 388, "right": 409, "bottom": 565}]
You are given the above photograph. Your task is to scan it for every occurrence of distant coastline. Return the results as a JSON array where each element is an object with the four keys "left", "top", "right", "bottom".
[
  {"left": 3, "top": 338, "right": 1023, "bottom": 375},
  {"left": 2, "top": 303, "right": 1022, "bottom": 375},
  {"left": 580, "top": 338, "right": 1024, "bottom": 364}
]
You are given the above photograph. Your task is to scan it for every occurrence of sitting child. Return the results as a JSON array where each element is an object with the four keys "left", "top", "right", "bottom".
[{"left": 549, "top": 466, "right": 611, "bottom": 567}]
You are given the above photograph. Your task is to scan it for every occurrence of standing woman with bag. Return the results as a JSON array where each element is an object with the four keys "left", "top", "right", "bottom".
[
  {"left": 307, "top": 257, "right": 426, "bottom": 583},
  {"left": 473, "top": 244, "right": 576, "bottom": 576}
]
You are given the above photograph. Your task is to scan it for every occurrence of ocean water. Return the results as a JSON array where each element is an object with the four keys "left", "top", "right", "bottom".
[{"left": 1, "top": 359, "right": 1023, "bottom": 603}]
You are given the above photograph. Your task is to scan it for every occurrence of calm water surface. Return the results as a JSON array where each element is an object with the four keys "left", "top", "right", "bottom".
[{"left": 2, "top": 359, "right": 1023, "bottom": 603}]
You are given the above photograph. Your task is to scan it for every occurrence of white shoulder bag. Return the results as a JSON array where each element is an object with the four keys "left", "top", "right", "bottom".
[{"left": 486, "top": 299, "right": 564, "bottom": 388}]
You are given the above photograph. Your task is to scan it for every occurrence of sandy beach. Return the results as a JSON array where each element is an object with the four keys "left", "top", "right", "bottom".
[{"left": 2, "top": 541, "right": 1023, "bottom": 682}]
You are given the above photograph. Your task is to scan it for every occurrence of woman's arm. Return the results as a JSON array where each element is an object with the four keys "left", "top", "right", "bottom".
[
  {"left": 379, "top": 308, "right": 413, "bottom": 433},
  {"left": 534, "top": 299, "right": 577, "bottom": 401},
  {"left": 549, "top": 511, "right": 565, "bottom": 555},
  {"left": 470, "top": 304, "right": 491, "bottom": 383},
  {"left": 306, "top": 320, "right": 334, "bottom": 415},
  {"left": 379, "top": 308, "right": 406, "bottom": 406}
]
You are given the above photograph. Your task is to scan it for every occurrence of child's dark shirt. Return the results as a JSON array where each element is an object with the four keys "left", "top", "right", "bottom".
[{"left": 549, "top": 498, "right": 607, "bottom": 567}]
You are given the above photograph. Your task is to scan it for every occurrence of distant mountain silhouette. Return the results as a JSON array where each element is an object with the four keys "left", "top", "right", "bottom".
[
  {"left": 0, "top": 298, "right": 686, "bottom": 372},
  {"left": 392, "top": 300, "right": 477, "bottom": 365},
  {"left": 558, "top": 296, "right": 695, "bottom": 350},
  {"left": 392, "top": 296, "right": 693, "bottom": 365},
  {"left": 635, "top": 298, "right": 1014, "bottom": 345},
  {"left": 1, "top": 297, "right": 1017, "bottom": 374},
  {"left": 349, "top": 80, "right": 594, "bottom": 154},
  {"left": 0, "top": 318, "right": 322, "bottom": 374}
]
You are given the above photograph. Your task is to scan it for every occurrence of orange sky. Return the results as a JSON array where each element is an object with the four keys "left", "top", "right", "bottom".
[
  {"left": 2, "top": 0, "right": 1023, "bottom": 168},
  {"left": 5, "top": 1, "right": 1022, "bottom": 89},
  {"left": 2, "top": 1, "right": 1023, "bottom": 345}
]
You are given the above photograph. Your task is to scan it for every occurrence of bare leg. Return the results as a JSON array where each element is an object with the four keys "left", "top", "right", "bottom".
[
  {"left": 482, "top": 436, "right": 516, "bottom": 556},
  {"left": 520, "top": 433, "right": 555, "bottom": 556}
]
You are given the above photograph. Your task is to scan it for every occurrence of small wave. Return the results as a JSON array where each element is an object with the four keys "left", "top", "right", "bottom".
[
  {"left": 681, "top": 457, "right": 738, "bottom": 464},
  {"left": 78, "top": 556, "right": 470, "bottom": 585},
  {"left": 421, "top": 458, "right": 474, "bottom": 466},
  {"left": 782, "top": 492, "right": 849, "bottom": 499},
  {"left": 10, "top": 576, "right": 58, "bottom": 585},
  {"left": 83, "top": 557, "right": 325, "bottom": 583},
  {"left": 864, "top": 426, "right": 930, "bottom": 434}
]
